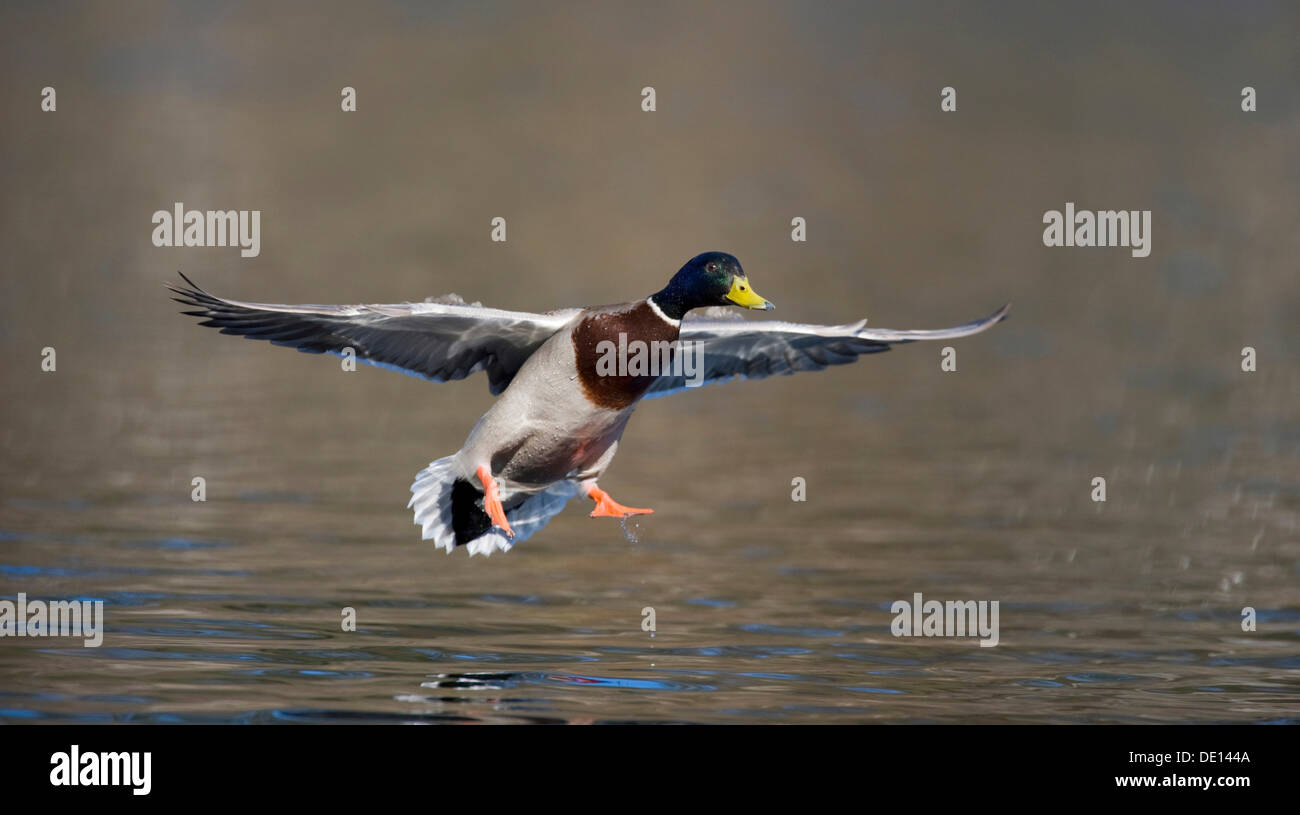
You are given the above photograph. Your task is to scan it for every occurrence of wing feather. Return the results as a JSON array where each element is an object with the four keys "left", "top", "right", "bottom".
[
  {"left": 647, "top": 303, "right": 1009, "bottom": 397},
  {"left": 168, "top": 273, "right": 579, "bottom": 394}
]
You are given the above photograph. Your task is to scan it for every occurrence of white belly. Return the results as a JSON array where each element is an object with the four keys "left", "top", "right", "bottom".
[{"left": 454, "top": 328, "right": 634, "bottom": 496}]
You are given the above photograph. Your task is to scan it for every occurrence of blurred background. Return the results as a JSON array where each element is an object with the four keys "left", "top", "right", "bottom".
[{"left": 1, "top": 0, "right": 1297, "bottom": 723}]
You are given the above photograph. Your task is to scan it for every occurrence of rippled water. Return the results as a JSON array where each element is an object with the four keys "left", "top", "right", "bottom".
[{"left": 3, "top": 343, "right": 1298, "bottom": 724}]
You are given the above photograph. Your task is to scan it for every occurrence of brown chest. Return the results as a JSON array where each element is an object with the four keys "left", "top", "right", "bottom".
[{"left": 571, "top": 302, "right": 681, "bottom": 410}]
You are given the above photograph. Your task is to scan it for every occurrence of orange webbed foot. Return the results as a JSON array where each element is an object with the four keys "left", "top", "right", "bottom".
[
  {"left": 585, "top": 484, "right": 654, "bottom": 518},
  {"left": 476, "top": 465, "right": 514, "bottom": 537}
]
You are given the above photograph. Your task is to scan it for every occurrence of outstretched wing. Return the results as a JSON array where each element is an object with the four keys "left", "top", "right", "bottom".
[
  {"left": 168, "top": 273, "right": 580, "bottom": 394},
  {"left": 646, "top": 303, "right": 1010, "bottom": 397}
]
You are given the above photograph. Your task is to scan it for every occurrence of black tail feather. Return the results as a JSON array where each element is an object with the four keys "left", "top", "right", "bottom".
[{"left": 450, "top": 479, "right": 493, "bottom": 546}]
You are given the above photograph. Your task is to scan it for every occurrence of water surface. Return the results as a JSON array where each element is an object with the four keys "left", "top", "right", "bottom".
[{"left": 1, "top": 0, "right": 1298, "bottom": 724}]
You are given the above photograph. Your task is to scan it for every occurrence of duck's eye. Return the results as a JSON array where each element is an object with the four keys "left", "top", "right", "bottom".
[{"left": 706, "top": 263, "right": 718, "bottom": 272}]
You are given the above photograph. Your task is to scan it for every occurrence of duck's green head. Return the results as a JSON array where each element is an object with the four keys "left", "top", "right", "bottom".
[{"left": 650, "top": 251, "right": 774, "bottom": 320}]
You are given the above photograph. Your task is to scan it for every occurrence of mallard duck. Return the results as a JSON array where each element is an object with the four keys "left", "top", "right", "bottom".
[{"left": 170, "top": 252, "right": 1008, "bottom": 555}]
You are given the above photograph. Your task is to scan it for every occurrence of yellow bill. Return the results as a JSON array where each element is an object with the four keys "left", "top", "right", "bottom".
[{"left": 726, "top": 276, "right": 774, "bottom": 310}]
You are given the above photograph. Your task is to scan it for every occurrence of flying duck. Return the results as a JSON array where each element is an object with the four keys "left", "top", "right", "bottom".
[{"left": 170, "top": 252, "right": 1008, "bottom": 556}]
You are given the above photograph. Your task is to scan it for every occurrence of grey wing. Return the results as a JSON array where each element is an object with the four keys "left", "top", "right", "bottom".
[
  {"left": 646, "top": 302, "right": 1010, "bottom": 398},
  {"left": 168, "top": 273, "right": 580, "bottom": 394}
]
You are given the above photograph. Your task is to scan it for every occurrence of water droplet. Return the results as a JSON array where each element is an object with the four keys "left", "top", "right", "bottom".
[{"left": 620, "top": 515, "right": 640, "bottom": 543}]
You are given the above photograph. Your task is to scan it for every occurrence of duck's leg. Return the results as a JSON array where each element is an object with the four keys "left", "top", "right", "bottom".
[
  {"left": 476, "top": 465, "right": 514, "bottom": 537},
  {"left": 582, "top": 482, "right": 654, "bottom": 518}
]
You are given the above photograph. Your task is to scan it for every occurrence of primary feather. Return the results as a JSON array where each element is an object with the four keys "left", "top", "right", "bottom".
[
  {"left": 167, "top": 273, "right": 580, "bottom": 394},
  {"left": 646, "top": 303, "right": 1010, "bottom": 396}
]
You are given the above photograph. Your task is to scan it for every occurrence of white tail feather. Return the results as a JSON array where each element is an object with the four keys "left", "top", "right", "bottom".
[{"left": 408, "top": 456, "right": 578, "bottom": 556}]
